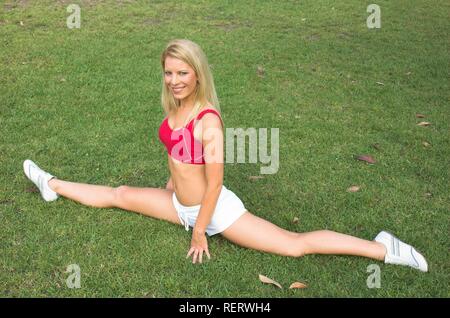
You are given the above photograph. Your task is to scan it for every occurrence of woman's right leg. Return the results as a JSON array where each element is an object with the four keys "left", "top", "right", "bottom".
[{"left": 48, "top": 178, "right": 181, "bottom": 225}]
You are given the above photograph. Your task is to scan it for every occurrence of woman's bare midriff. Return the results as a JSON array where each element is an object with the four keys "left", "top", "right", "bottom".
[
  {"left": 165, "top": 104, "right": 219, "bottom": 205},
  {"left": 168, "top": 155, "right": 208, "bottom": 206}
]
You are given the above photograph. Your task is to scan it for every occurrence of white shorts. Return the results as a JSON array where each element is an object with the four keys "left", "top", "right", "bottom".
[{"left": 172, "top": 185, "right": 248, "bottom": 236}]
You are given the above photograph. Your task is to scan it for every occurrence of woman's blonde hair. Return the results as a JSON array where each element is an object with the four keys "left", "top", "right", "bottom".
[{"left": 160, "top": 39, "right": 220, "bottom": 125}]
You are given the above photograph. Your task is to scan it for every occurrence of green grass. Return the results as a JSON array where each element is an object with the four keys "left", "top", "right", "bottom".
[{"left": 1, "top": 0, "right": 449, "bottom": 297}]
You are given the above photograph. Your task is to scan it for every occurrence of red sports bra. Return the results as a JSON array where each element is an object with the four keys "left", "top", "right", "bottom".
[{"left": 158, "top": 108, "right": 223, "bottom": 164}]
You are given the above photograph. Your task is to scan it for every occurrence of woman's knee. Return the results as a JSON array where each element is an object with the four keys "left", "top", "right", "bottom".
[
  {"left": 284, "top": 233, "right": 308, "bottom": 258},
  {"left": 285, "top": 247, "right": 307, "bottom": 258},
  {"left": 113, "top": 185, "right": 130, "bottom": 206}
]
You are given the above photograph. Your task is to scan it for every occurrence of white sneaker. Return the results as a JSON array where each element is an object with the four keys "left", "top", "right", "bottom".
[
  {"left": 23, "top": 159, "right": 59, "bottom": 202},
  {"left": 374, "top": 231, "right": 428, "bottom": 272}
]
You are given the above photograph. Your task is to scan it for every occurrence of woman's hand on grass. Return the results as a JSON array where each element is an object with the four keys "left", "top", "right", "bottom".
[{"left": 186, "top": 230, "right": 211, "bottom": 264}]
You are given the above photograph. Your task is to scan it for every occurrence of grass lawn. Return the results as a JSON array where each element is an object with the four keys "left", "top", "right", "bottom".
[{"left": 0, "top": 0, "right": 448, "bottom": 297}]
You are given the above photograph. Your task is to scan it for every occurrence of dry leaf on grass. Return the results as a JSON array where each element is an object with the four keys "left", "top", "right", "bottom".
[
  {"left": 422, "top": 141, "right": 431, "bottom": 147},
  {"left": 415, "top": 113, "right": 426, "bottom": 118},
  {"left": 259, "top": 274, "right": 282, "bottom": 289},
  {"left": 376, "top": 81, "right": 385, "bottom": 86},
  {"left": 417, "top": 121, "right": 431, "bottom": 126},
  {"left": 347, "top": 186, "right": 361, "bottom": 192},
  {"left": 371, "top": 143, "right": 382, "bottom": 151},
  {"left": 289, "top": 282, "right": 308, "bottom": 289},
  {"left": 356, "top": 155, "right": 376, "bottom": 164},
  {"left": 292, "top": 217, "right": 299, "bottom": 224}
]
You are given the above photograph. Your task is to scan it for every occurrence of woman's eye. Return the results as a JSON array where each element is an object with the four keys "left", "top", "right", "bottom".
[{"left": 164, "top": 71, "right": 187, "bottom": 75}]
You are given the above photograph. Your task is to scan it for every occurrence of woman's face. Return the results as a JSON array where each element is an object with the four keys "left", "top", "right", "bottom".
[{"left": 164, "top": 56, "right": 198, "bottom": 102}]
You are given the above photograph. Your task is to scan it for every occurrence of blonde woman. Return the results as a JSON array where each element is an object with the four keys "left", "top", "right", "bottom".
[{"left": 23, "top": 39, "right": 428, "bottom": 272}]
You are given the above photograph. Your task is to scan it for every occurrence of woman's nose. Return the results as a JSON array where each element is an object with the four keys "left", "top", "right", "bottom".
[{"left": 170, "top": 75, "right": 179, "bottom": 85}]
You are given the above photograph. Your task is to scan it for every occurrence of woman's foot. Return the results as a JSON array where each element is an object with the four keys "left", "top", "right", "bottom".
[
  {"left": 23, "top": 159, "right": 59, "bottom": 202},
  {"left": 374, "top": 231, "right": 428, "bottom": 272}
]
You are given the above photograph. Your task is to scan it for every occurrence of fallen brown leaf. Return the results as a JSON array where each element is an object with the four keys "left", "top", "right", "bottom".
[
  {"left": 371, "top": 143, "right": 382, "bottom": 151},
  {"left": 415, "top": 113, "right": 426, "bottom": 118},
  {"left": 347, "top": 186, "right": 361, "bottom": 192},
  {"left": 292, "top": 217, "right": 299, "bottom": 224},
  {"left": 422, "top": 141, "right": 431, "bottom": 147},
  {"left": 356, "top": 155, "right": 376, "bottom": 164},
  {"left": 289, "top": 282, "right": 308, "bottom": 289},
  {"left": 259, "top": 274, "right": 282, "bottom": 289},
  {"left": 25, "top": 187, "right": 39, "bottom": 193},
  {"left": 417, "top": 121, "right": 431, "bottom": 126}
]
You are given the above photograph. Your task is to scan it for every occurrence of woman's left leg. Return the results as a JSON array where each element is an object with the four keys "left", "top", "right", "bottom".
[{"left": 221, "top": 211, "right": 386, "bottom": 260}]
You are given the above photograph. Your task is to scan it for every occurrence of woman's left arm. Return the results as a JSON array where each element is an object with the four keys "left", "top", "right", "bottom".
[{"left": 187, "top": 113, "right": 224, "bottom": 264}]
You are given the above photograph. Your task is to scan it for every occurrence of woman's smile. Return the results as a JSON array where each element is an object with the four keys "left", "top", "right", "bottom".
[{"left": 172, "top": 86, "right": 185, "bottom": 93}]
